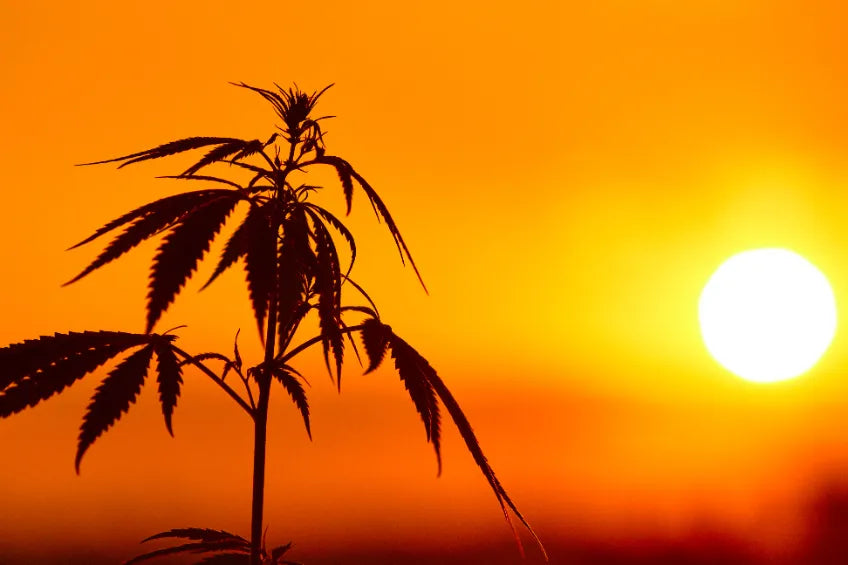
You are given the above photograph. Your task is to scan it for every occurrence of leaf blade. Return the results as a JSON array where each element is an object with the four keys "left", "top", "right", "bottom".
[
  {"left": 0, "top": 331, "right": 151, "bottom": 417},
  {"left": 348, "top": 165, "right": 426, "bottom": 292},
  {"left": 182, "top": 139, "right": 264, "bottom": 177},
  {"left": 317, "top": 155, "right": 354, "bottom": 214},
  {"left": 80, "top": 137, "right": 248, "bottom": 168},
  {"left": 276, "top": 208, "right": 313, "bottom": 351},
  {"left": 314, "top": 155, "right": 426, "bottom": 291},
  {"left": 75, "top": 344, "right": 155, "bottom": 472},
  {"left": 309, "top": 213, "right": 344, "bottom": 386},
  {"left": 65, "top": 190, "right": 236, "bottom": 285},
  {"left": 360, "top": 318, "right": 391, "bottom": 374},
  {"left": 374, "top": 321, "right": 547, "bottom": 560},
  {"left": 142, "top": 528, "right": 249, "bottom": 544},
  {"left": 271, "top": 366, "right": 312, "bottom": 439},
  {"left": 386, "top": 331, "right": 442, "bottom": 474},
  {"left": 306, "top": 203, "right": 356, "bottom": 278},
  {"left": 201, "top": 205, "right": 255, "bottom": 290},
  {"left": 123, "top": 541, "right": 249, "bottom": 565},
  {"left": 146, "top": 194, "right": 241, "bottom": 332},
  {"left": 242, "top": 201, "right": 279, "bottom": 340},
  {"left": 153, "top": 337, "right": 182, "bottom": 436}
]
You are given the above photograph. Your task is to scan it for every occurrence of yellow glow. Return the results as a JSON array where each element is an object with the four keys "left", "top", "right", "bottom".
[{"left": 698, "top": 248, "right": 837, "bottom": 383}]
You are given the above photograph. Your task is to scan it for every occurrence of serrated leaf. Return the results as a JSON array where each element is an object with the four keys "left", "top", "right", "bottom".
[
  {"left": 386, "top": 332, "right": 442, "bottom": 474},
  {"left": 276, "top": 209, "right": 313, "bottom": 349},
  {"left": 127, "top": 528, "right": 249, "bottom": 565},
  {"left": 76, "top": 344, "right": 155, "bottom": 472},
  {"left": 231, "top": 139, "right": 265, "bottom": 162},
  {"left": 123, "top": 541, "right": 250, "bottom": 565},
  {"left": 233, "top": 82, "right": 332, "bottom": 134},
  {"left": 142, "top": 528, "right": 249, "bottom": 544},
  {"left": 232, "top": 330, "right": 242, "bottom": 372},
  {"left": 146, "top": 194, "right": 242, "bottom": 332},
  {"left": 310, "top": 215, "right": 343, "bottom": 386},
  {"left": 271, "top": 366, "right": 311, "bottom": 439},
  {"left": 80, "top": 137, "right": 248, "bottom": 169},
  {"left": 349, "top": 165, "right": 426, "bottom": 291},
  {"left": 66, "top": 190, "right": 236, "bottom": 286},
  {"left": 0, "top": 330, "right": 146, "bottom": 390},
  {"left": 0, "top": 331, "right": 151, "bottom": 417},
  {"left": 306, "top": 203, "right": 356, "bottom": 278},
  {"left": 182, "top": 139, "right": 263, "bottom": 177},
  {"left": 201, "top": 204, "right": 257, "bottom": 290},
  {"left": 278, "top": 301, "right": 311, "bottom": 355},
  {"left": 429, "top": 366, "right": 547, "bottom": 558},
  {"left": 153, "top": 337, "right": 182, "bottom": 436},
  {"left": 270, "top": 542, "right": 292, "bottom": 559},
  {"left": 341, "top": 305, "right": 377, "bottom": 318},
  {"left": 243, "top": 201, "right": 279, "bottom": 340},
  {"left": 158, "top": 174, "right": 246, "bottom": 190},
  {"left": 67, "top": 190, "right": 221, "bottom": 251},
  {"left": 313, "top": 155, "right": 425, "bottom": 291},
  {"left": 176, "top": 352, "right": 232, "bottom": 368},
  {"left": 318, "top": 155, "right": 354, "bottom": 214},
  {"left": 360, "top": 318, "right": 391, "bottom": 374},
  {"left": 234, "top": 83, "right": 289, "bottom": 122},
  {"left": 382, "top": 324, "right": 547, "bottom": 560},
  {"left": 342, "top": 276, "right": 381, "bottom": 319}
]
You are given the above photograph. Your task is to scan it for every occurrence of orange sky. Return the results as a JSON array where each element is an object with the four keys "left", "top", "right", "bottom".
[{"left": 3, "top": 1, "right": 848, "bottom": 563}]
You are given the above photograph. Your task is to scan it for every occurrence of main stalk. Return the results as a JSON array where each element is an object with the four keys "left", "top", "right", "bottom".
[
  {"left": 250, "top": 378, "right": 271, "bottom": 564},
  {"left": 250, "top": 141, "right": 296, "bottom": 565},
  {"left": 251, "top": 290, "right": 278, "bottom": 565}
]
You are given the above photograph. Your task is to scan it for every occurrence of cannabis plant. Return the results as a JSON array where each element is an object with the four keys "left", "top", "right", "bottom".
[{"left": 0, "top": 83, "right": 545, "bottom": 564}]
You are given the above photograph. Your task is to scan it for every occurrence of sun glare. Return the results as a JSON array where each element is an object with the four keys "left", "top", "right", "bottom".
[{"left": 698, "top": 248, "right": 837, "bottom": 383}]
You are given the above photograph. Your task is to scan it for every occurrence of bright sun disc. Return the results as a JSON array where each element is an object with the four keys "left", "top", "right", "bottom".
[{"left": 698, "top": 248, "right": 837, "bottom": 383}]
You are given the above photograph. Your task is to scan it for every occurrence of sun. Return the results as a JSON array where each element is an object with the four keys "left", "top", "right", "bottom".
[{"left": 698, "top": 248, "right": 837, "bottom": 383}]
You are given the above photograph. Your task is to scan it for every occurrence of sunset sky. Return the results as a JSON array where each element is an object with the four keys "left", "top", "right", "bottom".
[{"left": 3, "top": 1, "right": 848, "bottom": 563}]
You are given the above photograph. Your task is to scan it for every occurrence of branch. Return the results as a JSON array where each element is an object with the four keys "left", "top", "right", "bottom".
[
  {"left": 239, "top": 370, "right": 257, "bottom": 411},
  {"left": 255, "top": 147, "right": 279, "bottom": 172},
  {"left": 171, "top": 346, "right": 255, "bottom": 417},
  {"left": 277, "top": 324, "right": 366, "bottom": 364}
]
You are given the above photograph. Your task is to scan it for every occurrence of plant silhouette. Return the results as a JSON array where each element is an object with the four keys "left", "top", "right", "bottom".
[{"left": 0, "top": 83, "right": 546, "bottom": 565}]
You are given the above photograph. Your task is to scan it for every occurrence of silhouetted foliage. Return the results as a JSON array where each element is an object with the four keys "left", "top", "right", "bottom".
[
  {"left": 123, "top": 528, "right": 299, "bottom": 565},
  {"left": 0, "top": 82, "right": 545, "bottom": 565},
  {"left": 0, "top": 330, "right": 184, "bottom": 472}
]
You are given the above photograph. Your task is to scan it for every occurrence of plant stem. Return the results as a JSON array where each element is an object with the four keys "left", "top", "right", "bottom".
[
  {"left": 250, "top": 252, "right": 281, "bottom": 565},
  {"left": 250, "top": 139, "right": 296, "bottom": 565},
  {"left": 171, "top": 346, "right": 254, "bottom": 416},
  {"left": 278, "top": 324, "right": 366, "bottom": 363},
  {"left": 250, "top": 375, "right": 271, "bottom": 565}
]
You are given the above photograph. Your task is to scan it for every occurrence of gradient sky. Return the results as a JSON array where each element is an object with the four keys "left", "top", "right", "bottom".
[{"left": 2, "top": 1, "right": 848, "bottom": 563}]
